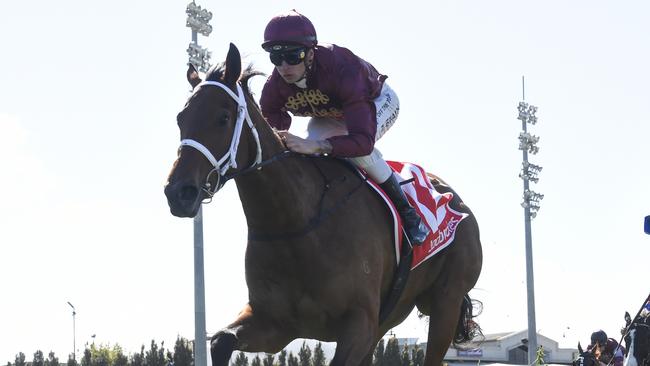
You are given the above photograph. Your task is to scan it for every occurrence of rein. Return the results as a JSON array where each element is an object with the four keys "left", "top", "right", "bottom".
[{"left": 223, "top": 150, "right": 294, "bottom": 180}]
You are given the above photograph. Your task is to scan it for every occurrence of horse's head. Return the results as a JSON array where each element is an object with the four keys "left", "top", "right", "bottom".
[
  {"left": 574, "top": 342, "right": 600, "bottom": 366},
  {"left": 624, "top": 315, "right": 650, "bottom": 366},
  {"left": 165, "top": 43, "right": 261, "bottom": 217}
]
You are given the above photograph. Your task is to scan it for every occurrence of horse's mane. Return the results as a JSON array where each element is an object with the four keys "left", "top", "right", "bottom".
[{"left": 205, "top": 62, "right": 265, "bottom": 109}]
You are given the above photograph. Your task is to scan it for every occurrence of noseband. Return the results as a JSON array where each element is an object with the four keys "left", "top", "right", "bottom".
[{"left": 179, "top": 80, "right": 263, "bottom": 200}]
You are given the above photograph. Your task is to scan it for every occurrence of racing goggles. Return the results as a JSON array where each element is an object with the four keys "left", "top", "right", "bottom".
[{"left": 269, "top": 48, "right": 307, "bottom": 66}]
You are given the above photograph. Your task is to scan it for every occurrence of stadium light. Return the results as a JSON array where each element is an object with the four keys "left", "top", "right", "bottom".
[
  {"left": 518, "top": 102, "right": 538, "bottom": 125},
  {"left": 186, "top": 2, "right": 213, "bottom": 36},
  {"left": 187, "top": 43, "right": 212, "bottom": 73},
  {"left": 518, "top": 132, "right": 540, "bottom": 155},
  {"left": 519, "top": 162, "right": 543, "bottom": 183},
  {"left": 186, "top": 1, "right": 212, "bottom": 73}
]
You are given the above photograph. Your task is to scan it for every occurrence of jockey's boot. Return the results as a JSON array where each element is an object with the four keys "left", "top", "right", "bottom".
[{"left": 379, "top": 173, "right": 431, "bottom": 246}]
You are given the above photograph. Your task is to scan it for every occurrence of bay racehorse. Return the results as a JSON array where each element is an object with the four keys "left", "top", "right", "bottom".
[
  {"left": 164, "top": 43, "right": 483, "bottom": 366},
  {"left": 624, "top": 312, "right": 650, "bottom": 366}
]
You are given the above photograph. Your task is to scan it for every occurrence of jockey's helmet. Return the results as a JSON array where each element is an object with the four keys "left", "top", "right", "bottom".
[
  {"left": 262, "top": 10, "right": 317, "bottom": 51},
  {"left": 591, "top": 330, "right": 608, "bottom": 346}
]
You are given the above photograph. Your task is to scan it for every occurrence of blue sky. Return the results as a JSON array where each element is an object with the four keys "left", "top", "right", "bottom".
[{"left": 1, "top": 0, "right": 649, "bottom": 363}]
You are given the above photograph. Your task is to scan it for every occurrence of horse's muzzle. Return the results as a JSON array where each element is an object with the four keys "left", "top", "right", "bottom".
[{"left": 164, "top": 181, "right": 202, "bottom": 217}]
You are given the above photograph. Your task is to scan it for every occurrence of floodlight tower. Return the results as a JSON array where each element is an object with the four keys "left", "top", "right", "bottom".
[
  {"left": 185, "top": 2, "right": 212, "bottom": 366},
  {"left": 517, "top": 76, "right": 544, "bottom": 365}
]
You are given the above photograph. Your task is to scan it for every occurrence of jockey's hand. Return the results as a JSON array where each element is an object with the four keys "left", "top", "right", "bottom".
[{"left": 277, "top": 131, "right": 332, "bottom": 155}]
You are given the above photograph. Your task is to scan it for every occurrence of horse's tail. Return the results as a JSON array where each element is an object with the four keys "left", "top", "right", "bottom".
[{"left": 453, "top": 294, "right": 484, "bottom": 348}]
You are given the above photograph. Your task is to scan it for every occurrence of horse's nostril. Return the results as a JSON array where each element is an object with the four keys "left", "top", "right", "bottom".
[{"left": 179, "top": 185, "right": 199, "bottom": 202}]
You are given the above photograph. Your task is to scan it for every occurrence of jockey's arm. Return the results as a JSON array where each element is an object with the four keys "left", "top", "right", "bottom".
[
  {"left": 325, "top": 67, "right": 376, "bottom": 157},
  {"left": 260, "top": 81, "right": 292, "bottom": 130},
  {"left": 326, "top": 100, "right": 375, "bottom": 157}
]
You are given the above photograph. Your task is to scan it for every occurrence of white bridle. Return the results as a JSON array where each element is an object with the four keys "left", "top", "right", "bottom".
[{"left": 179, "top": 80, "right": 263, "bottom": 196}]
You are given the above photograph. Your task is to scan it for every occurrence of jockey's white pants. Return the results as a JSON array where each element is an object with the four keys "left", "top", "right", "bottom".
[{"left": 307, "top": 82, "right": 399, "bottom": 183}]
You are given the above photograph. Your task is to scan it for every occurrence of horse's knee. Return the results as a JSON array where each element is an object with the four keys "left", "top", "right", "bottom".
[{"left": 210, "top": 331, "right": 238, "bottom": 366}]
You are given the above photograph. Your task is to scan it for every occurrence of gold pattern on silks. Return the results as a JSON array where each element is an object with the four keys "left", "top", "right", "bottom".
[{"left": 284, "top": 90, "right": 344, "bottom": 119}]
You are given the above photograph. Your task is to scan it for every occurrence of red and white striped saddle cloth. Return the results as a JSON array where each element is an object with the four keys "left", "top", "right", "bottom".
[{"left": 365, "top": 161, "right": 469, "bottom": 270}]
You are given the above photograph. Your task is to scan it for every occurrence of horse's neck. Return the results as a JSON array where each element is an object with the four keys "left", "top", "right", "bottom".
[
  {"left": 234, "top": 99, "right": 320, "bottom": 231},
  {"left": 236, "top": 161, "right": 318, "bottom": 232}
]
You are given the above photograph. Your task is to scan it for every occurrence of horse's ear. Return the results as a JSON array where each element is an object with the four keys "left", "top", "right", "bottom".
[
  {"left": 223, "top": 43, "right": 242, "bottom": 87},
  {"left": 578, "top": 342, "right": 583, "bottom": 354},
  {"left": 625, "top": 311, "right": 632, "bottom": 326},
  {"left": 187, "top": 64, "right": 202, "bottom": 88}
]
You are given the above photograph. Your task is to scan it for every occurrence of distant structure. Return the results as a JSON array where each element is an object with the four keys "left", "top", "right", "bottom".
[
  {"left": 236, "top": 331, "right": 577, "bottom": 366},
  {"left": 517, "top": 76, "right": 543, "bottom": 364},
  {"left": 185, "top": 2, "right": 212, "bottom": 366},
  {"left": 443, "top": 330, "right": 577, "bottom": 365},
  {"left": 393, "top": 331, "right": 576, "bottom": 365}
]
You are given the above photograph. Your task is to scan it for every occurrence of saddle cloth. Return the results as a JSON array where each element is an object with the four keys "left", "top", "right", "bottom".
[{"left": 365, "top": 161, "right": 469, "bottom": 270}]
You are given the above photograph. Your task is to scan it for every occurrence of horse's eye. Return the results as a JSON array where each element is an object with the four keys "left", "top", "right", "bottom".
[{"left": 217, "top": 112, "right": 231, "bottom": 126}]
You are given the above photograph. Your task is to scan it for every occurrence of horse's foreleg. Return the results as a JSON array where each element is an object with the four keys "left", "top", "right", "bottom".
[
  {"left": 210, "top": 304, "right": 293, "bottom": 366},
  {"left": 330, "top": 308, "right": 378, "bottom": 366}
]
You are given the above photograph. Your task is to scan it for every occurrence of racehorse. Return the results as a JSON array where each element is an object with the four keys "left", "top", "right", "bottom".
[
  {"left": 164, "top": 43, "right": 483, "bottom": 366},
  {"left": 574, "top": 343, "right": 601, "bottom": 366},
  {"left": 624, "top": 312, "right": 650, "bottom": 366}
]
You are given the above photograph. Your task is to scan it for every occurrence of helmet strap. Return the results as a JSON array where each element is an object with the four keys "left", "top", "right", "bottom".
[{"left": 292, "top": 48, "right": 313, "bottom": 88}]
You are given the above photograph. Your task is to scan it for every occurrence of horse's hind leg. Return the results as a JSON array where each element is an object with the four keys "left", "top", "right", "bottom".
[
  {"left": 210, "top": 304, "right": 294, "bottom": 366},
  {"left": 419, "top": 248, "right": 481, "bottom": 366},
  {"left": 330, "top": 308, "right": 378, "bottom": 366},
  {"left": 420, "top": 289, "right": 467, "bottom": 366},
  {"left": 419, "top": 248, "right": 481, "bottom": 365}
]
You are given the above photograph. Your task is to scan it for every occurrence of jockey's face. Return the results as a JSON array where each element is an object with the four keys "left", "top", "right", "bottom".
[{"left": 275, "top": 48, "right": 314, "bottom": 84}]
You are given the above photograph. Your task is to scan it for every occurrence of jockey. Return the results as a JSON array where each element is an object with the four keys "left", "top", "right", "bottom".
[
  {"left": 588, "top": 330, "right": 625, "bottom": 366},
  {"left": 259, "top": 10, "right": 430, "bottom": 245}
]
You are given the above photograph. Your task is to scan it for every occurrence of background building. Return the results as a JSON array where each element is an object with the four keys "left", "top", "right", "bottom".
[
  {"left": 443, "top": 330, "right": 577, "bottom": 365},
  {"left": 394, "top": 330, "right": 578, "bottom": 365}
]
